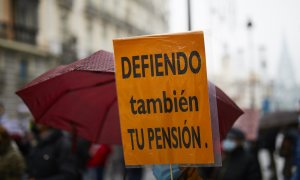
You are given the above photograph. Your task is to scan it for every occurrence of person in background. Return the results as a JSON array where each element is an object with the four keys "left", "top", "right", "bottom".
[
  {"left": 279, "top": 128, "right": 297, "bottom": 180},
  {"left": 105, "top": 145, "right": 126, "bottom": 180},
  {"left": 75, "top": 137, "right": 91, "bottom": 178},
  {"left": 213, "top": 128, "right": 262, "bottom": 180},
  {"left": 198, "top": 128, "right": 262, "bottom": 180},
  {"left": 0, "top": 103, "right": 28, "bottom": 137},
  {"left": 85, "top": 144, "right": 111, "bottom": 180},
  {"left": 0, "top": 125, "right": 25, "bottom": 180},
  {"left": 125, "top": 167, "right": 144, "bottom": 180},
  {"left": 152, "top": 128, "right": 262, "bottom": 180},
  {"left": 152, "top": 164, "right": 182, "bottom": 180},
  {"left": 0, "top": 101, "right": 9, "bottom": 128},
  {"left": 0, "top": 102, "right": 32, "bottom": 156},
  {"left": 26, "top": 124, "right": 80, "bottom": 180},
  {"left": 292, "top": 101, "right": 300, "bottom": 180}
]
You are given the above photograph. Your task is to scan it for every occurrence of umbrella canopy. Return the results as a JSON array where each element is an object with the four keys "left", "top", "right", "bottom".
[
  {"left": 16, "top": 50, "right": 121, "bottom": 144},
  {"left": 214, "top": 86, "right": 244, "bottom": 140},
  {"left": 259, "top": 111, "right": 298, "bottom": 130},
  {"left": 234, "top": 108, "right": 260, "bottom": 140},
  {"left": 16, "top": 50, "right": 243, "bottom": 144}
]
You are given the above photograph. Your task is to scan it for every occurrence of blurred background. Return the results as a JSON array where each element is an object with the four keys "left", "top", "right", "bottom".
[{"left": 0, "top": 0, "right": 299, "bottom": 180}]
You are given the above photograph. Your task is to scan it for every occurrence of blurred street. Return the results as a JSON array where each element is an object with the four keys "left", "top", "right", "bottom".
[{"left": 0, "top": 0, "right": 299, "bottom": 180}]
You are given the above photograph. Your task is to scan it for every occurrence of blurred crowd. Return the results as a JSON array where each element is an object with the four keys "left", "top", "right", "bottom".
[
  {"left": 0, "top": 100, "right": 299, "bottom": 180},
  {"left": 0, "top": 101, "right": 144, "bottom": 180}
]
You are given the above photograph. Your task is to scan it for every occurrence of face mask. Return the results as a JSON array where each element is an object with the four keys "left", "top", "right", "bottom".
[
  {"left": 152, "top": 164, "right": 181, "bottom": 180},
  {"left": 222, "top": 139, "right": 237, "bottom": 152}
]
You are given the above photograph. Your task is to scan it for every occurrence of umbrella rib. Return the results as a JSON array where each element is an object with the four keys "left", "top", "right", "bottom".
[
  {"left": 37, "top": 79, "right": 115, "bottom": 123},
  {"left": 94, "top": 97, "right": 117, "bottom": 143}
]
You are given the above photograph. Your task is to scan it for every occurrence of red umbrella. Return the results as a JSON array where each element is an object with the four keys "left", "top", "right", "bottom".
[
  {"left": 16, "top": 50, "right": 121, "bottom": 144},
  {"left": 214, "top": 86, "right": 244, "bottom": 140},
  {"left": 16, "top": 50, "right": 242, "bottom": 144}
]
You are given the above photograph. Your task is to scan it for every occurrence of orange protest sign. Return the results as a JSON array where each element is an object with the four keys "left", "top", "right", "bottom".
[{"left": 113, "top": 31, "right": 214, "bottom": 165}]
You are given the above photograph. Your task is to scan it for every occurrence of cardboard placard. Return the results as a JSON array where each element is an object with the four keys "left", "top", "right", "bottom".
[{"left": 113, "top": 31, "right": 214, "bottom": 165}]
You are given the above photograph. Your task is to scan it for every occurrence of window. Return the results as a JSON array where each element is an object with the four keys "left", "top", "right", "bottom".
[
  {"left": 14, "top": 0, "right": 38, "bottom": 44},
  {"left": 19, "top": 59, "right": 28, "bottom": 87}
]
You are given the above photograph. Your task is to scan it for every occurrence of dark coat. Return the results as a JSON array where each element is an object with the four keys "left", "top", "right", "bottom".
[
  {"left": 27, "top": 130, "right": 80, "bottom": 180},
  {"left": 215, "top": 147, "right": 262, "bottom": 180}
]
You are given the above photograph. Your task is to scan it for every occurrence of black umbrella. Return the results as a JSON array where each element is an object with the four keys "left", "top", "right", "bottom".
[{"left": 259, "top": 111, "right": 298, "bottom": 130}]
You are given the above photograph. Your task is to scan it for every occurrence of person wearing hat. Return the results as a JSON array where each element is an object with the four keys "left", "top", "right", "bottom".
[{"left": 212, "top": 128, "right": 262, "bottom": 180}]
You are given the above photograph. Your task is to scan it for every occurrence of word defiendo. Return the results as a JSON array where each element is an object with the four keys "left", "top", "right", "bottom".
[
  {"left": 121, "top": 51, "right": 202, "bottom": 79},
  {"left": 130, "top": 90, "right": 199, "bottom": 115},
  {"left": 127, "top": 124, "right": 204, "bottom": 150}
]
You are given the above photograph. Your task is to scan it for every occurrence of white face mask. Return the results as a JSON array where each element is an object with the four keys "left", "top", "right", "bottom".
[{"left": 222, "top": 139, "right": 237, "bottom": 152}]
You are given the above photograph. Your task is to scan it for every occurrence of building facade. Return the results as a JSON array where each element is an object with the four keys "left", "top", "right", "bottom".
[
  {"left": 214, "top": 37, "right": 300, "bottom": 112},
  {"left": 0, "top": 0, "right": 169, "bottom": 117}
]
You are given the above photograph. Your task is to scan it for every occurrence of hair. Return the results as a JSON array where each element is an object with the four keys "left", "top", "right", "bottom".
[{"left": 228, "top": 128, "right": 245, "bottom": 141}]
